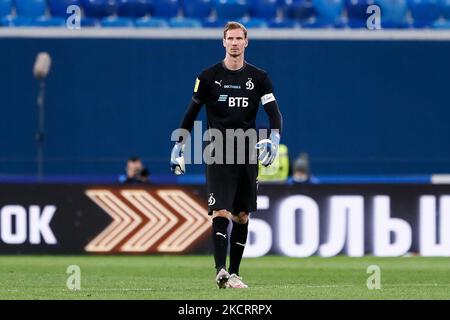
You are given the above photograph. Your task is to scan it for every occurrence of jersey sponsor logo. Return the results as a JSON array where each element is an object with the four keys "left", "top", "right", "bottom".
[
  {"left": 224, "top": 84, "right": 241, "bottom": 89},
  {"left": 218, "top": 95, "right": 249, "bottom": 107},
  {"left": 229, "top": 97, "right": 248, "bottom": 107},
  {"left": 261, "top": 93, "right": 275, "bottom": 105},
  {"left": 215, "top": 80, "right": 222, "bottom": 87},
  {"left": 208, "top": 193, "right": 216, "bottom": 206},
  {"left": 218, "top": 95, "right": 228, "bottom": 102},
  {"left": 246, "top": 78, "right": 254, "bottom": 90},
  {"left": 194, "top": 78, "right": 200, "bottom": 93}
]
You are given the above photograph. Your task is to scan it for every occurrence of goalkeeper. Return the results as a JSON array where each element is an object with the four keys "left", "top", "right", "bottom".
[{"left": 170, "top": 21, "right": 283, "bottom": 289}]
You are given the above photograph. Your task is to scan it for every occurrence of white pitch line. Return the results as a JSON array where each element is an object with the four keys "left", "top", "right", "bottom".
[
  {"left": 386, "top": 283, "right": 450, "bottom": 287},
  {"left": 261, "top": 284, "right": 355, "bottom": 289}
]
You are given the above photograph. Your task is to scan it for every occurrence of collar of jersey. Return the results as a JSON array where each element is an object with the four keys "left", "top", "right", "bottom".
[{"left": 221, "top": 60, "right": 247, "bottom": 74}]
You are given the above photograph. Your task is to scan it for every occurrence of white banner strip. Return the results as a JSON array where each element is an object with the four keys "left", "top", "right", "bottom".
[{"left": 2, "top": 28, "right": 450, "bottom": 41}]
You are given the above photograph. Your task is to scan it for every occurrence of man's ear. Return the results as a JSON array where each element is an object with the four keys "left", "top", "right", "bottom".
[
  {"left": 223, "top": 38, "right": 226, "bottom": 48},
  {"left": 245, "top": 38, "right": 249, "bottom": 48}
]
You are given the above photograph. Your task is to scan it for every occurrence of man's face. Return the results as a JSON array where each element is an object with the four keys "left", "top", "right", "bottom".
[
  {"left": 126, "top": 160, "right": 143, "bottom": 178},
  {"left": 223, "top": 28, "right": 248, "bottom": 58}
]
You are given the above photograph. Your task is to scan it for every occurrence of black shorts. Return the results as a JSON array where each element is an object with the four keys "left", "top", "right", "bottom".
[{"left": 206, "top": 164, "right": 258, "bottom": 216}]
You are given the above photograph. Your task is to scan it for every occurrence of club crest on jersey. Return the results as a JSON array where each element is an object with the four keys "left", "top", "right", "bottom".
[
  {"left": 246, "top": 78, "right": 254, "bottom": 90},
  {"left": 208, "top": 193, "right": 216, "bottom": 206}
]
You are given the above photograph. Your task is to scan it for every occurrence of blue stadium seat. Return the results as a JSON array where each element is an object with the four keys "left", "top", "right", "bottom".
[
  {"left": 33, "top": 16, "right": 67, "bottom": 26},
  {"left": 0, "top": 0, "right": 12, "bottom": 17},
  {"left": 0, "top": 15, "right": 34, "bottom": 26},
  {"left": 346, "top": 17, "right": 367, "bottom": 28},
  {"left": 80, "top": 17, "right": 99, "bottom": 26},
  {"left": 376, "top": 0, "right": 407, "bottom": 28},
  {"left": 117, "top": 0, "right": 148, "bottom": 17},
  {"left": 409, "top": 20, "right": 432, "bottom": 28},
  {"left": 238, "top": 17, "right": 267, "bottom": 27},
  {"left": 408, "top": 0, "right": 441, "bottom": 27},
  {"left": 202, "top": 17, "right": 227, "bottom": 27},
  {"left": 441, "top": 0, "right": 450, "bottom": 19},
  {"left": 168, "top": 17, "right": 202, "bottom": 27},
  {"left": 345, "top": 0, "right": 376, "bottom": 20},
  {"left": 48, "top": 0, "right": 80, "bottom": 17},
  {"left": 432, "top": 19, "right": 450, "bottom": 28},
  {"left": 101, "top": 16, "right": 134, "bottom": 26},
  {"left": 249, "top": 0, "right": 278, "bottom": 19},
  {"left": 15, "top": 0, "right": 47, "bottom": 17},
  {"left": 282, "top": 0, "right": 316, "bottom": 22},
  {"left": 152, "top": 0, "right": 179, "bottom": 18},
  {"left": 214, "top": 0, "right": 249, "bottom": 20},
  {"left": 181, "top": 0, "right": 212, "bottom": 19},
  {"left": 267, "top": 17, "right": 297, "bottom": 28},
  {"left": 313, "top": 0, "right": 344, "bottom": 23},
  {"left": 381, "top": 20, "right": 409, "bottom": 28},
  {"left": 134, "top": 16, "right": 167, "bottom": 26},
  {"left": 83, "top": 0, "right": 118, "bottom": 18},
  {"left": 302, "top": 16, "right": 336, "bottom": 27}
]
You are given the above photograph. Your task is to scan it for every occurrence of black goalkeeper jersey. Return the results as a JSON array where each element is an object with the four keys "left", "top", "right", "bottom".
[{"left": 192, "top": 61, "right": 276, "bottom": 133}]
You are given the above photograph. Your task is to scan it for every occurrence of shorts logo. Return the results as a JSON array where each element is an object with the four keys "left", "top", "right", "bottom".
[
  {"left": 208, "top": 193, "right": 216, "bottom": 206},
  {"left": 246, "top": 78, "right": 254, "bottom": 90}
]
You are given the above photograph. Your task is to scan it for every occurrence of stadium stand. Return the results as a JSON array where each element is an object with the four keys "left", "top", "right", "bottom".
[
  {"left": 182, "top": 0, "right": 212, "bottom": 19},
  {"left": 116, "top": 0, "right": 148, "bottom": 18},
  {"left": 0, "top": 0, "right": 450, "bottom": 28},
  {"left": 0, "top": 0, "right": 12, "bottom": 17},
  {"left": 100, "top": 15, "right": 134, "bottom": 26},
  {"left": 48, "top": 0, "right": 80, "bottom": 17},
  {"left": 82, "top": 0, "right": 117, "bottom": 18},
  {"left": 152, "top": 0, "right": 180, "bottom": 18}
]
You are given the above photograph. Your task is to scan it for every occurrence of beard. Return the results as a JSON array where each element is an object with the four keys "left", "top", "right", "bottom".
[{"left": 229, "top": 51, "right": 241, "bottom": 58}]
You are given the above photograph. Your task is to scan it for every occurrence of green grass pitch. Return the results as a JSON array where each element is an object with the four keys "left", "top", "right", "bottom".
[{"left": 0, "top": 255, "right": 449, "bottom": 300}]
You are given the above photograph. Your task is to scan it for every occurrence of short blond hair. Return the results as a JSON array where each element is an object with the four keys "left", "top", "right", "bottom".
[{"left": 223, "top": 21, "right": 247, "bottom": 39}]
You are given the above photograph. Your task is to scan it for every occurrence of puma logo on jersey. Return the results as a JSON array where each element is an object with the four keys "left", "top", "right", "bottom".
[{"left": 215, "top": 80, "right": 222, "bottom": 87}]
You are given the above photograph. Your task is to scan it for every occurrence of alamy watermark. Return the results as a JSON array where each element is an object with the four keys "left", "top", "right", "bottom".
[
  {"left": 366, "top": 5, "right": 382, "bottom": 30},
  {"left": 171, "top": 120, "right": 279, "bottom": 168},
  {"left": 66, "top": 265, "right": 81, "bottom": 290},
  {"left": 366, "top": 265, "right": 381, "bottom": 290},
  {"left": 66, "top": 5, "right": 81, "bottom": 30}
]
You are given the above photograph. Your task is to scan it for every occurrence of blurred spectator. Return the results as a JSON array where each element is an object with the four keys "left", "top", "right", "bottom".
[
  {"left": 289, "top": 152, "right": 316, "bottom": 184},
  {"left": 118, "top": 156, "right": 150, "bottom": 184}
]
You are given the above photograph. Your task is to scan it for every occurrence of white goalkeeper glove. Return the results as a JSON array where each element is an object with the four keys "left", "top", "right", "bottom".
[
  {"left": 170, "top": 143, "right": 185, "bottom": 175},
  {"left": 255, "top": 132, "right": 280, "bottom": 167}
]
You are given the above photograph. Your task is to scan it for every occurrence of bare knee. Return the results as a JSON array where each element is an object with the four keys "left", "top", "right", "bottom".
[
  {"left": 232, "top": 212, "right": 249, "bottom": 224},
  {"left": 212, "top": 210, "right": 231, "bottom": 219}
]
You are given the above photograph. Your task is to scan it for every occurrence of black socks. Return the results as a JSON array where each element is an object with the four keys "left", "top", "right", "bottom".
[
  {"left": 212, "top": 217, "right": 229, "bottom": 273},
  {"left": 229, "top": 220, "right": 249, "bottom": 276}
]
